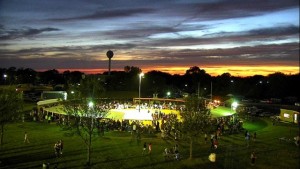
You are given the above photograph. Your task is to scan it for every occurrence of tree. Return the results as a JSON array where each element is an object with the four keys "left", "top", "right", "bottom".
[
  {"left": 179, "top": 95, "right": 212, "bottom": 159},
  {"left": 0, "top": 87, "right": 23, "bottom": 146},
  {"left": 183, "top": 66, "right": 211, "bottom": 95},
  {"left": 143, "top": 70, "right": 170, "bottom": 97},
  {"left": 78, "top": 75, "right": 105, "bottom": 99},
  {"left": 62, "top": 74, "right": 108, "bottom": 166},
  {"left": 38, "top": 69, "right": 63, "bottom": 85},
  {"left": 63, "top": 99, "right": 108, "bottom": 166},
  {"left": 16, "top": 68, "right": 37, "bottom": 84}
]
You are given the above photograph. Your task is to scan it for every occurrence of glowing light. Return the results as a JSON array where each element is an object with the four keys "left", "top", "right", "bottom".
[
  {"left": 48, "top": 65, "right": 299, "bottom": 77},
  {"left": 88, "top": 101, "right": 94, "bottom": 108},
  {"left": 231, "top": 102, "right": 238, "bottom": 111}
]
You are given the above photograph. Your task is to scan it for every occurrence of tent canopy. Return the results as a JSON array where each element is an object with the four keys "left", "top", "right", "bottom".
[{"left": 37, "top": 99, "right": 60, "bottom": 106}]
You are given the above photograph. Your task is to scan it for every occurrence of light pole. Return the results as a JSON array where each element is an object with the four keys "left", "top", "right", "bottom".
[
  {"left": 138, "top": 72, "right": 144, "bottom": 112},
  {"left": 88, "top": 101, "right": 94, "bottom": 109},
  {"left": 3, "top": 74, "right": 7, "bottom": 84}
]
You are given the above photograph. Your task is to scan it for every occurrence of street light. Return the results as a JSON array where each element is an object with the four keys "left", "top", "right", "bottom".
[
  {"left": 231, "top": 101, "right": 238, "bottom": 111},
  {"left": 231, "top": 101, "right": 238, "bottom": 122},
  {"left": 88, "top": 101, "right": 95, "bottom": 130},
  {"left": 138, "top": 72, "right": 144, "bottom": 112},
  {"left": 3, "top": 74, "right": 7, "bottom": 84},
  {"left": 167, "top": 91, "right": 171, "bottom": 98},
  {"left": 88, "top": 101, "right": 94, "bottom": 109}
]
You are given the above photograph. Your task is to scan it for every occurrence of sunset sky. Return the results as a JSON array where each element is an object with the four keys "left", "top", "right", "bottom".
[{"left": 0, "top": 0, "right": 299, "bottom": 77}]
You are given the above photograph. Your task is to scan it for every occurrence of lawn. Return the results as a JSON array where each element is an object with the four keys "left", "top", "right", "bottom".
[
  {"left": 0, "top": 117, "right": 299, "bottom": 169},
  {"left": 210, "top": 106, "right": 235, "bottom": 118}
]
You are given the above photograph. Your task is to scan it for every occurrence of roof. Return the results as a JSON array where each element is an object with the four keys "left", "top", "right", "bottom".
[{"left": 37, "top": 99, "right": 60, "bottom": 106}]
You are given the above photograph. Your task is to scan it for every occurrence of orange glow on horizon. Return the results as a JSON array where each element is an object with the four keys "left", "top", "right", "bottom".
[
  {"left": 38, "top": 65, "right": 299, "bottom": 77},
  {"left": 141, "top": 66, "right": 299, "bottom": 77}
]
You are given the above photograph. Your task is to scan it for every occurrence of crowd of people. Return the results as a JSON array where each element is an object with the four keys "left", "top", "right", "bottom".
[
  {"left": 163, "top": 144, "right": 180, "bottom": 161},
  {"left": 15, "top": 97, "right": 300, "bottom": 169}
]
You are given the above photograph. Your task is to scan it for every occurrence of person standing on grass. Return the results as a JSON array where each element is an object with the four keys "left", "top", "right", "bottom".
[
  {"left": 24, "top": 131, "right": 30, "bottom": 143},
  {"left": 54, "top": 142, "right": 60, "bottom": 158},
  {"left": 253, "top": 132, "right": 256, "bottom": 142},
  {"left": 245, "top": 131, "right": 250, "bottom": 147},
  {"left": 142, "top": 142, "right": 147, "bottom": 155},
  {"left": 45, "top": 114, "right": 48, "bottom": 123},
  {"left": 48, "top": 115, "right": 51, "bottom": 123},
  {"left": 148, "top": 143, "right": 152, "bottom": 154},
  {"left": 250, "top": 151, "right": 257, "bottom": 166},
  {"left": 210, "top": 133, "right": 215, "bottom": 149},
  {"left": 174, "top": 144, "right": 179, "bottom": 153},
  {"left": 295, "top": 135, "right": 299, "bottom": 146},
  {"left": 204, "top": 133, "right": 207, "bottom": 144},
  {"left": 59, "top": 140, "right": 64, "bottom": 155},
  {"left": 213, "top": 138, "right": 218, "bottom": 149},
  {"left": 132, "top": 121, "right": 137, "bottom": 134}
]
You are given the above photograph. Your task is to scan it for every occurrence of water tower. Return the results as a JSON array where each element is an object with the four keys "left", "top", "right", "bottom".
[{"left": 106, "top": 50, "right": 114, "bottom": 75}]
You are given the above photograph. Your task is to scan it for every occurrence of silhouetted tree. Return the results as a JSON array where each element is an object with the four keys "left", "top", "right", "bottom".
[
  {"left": 78, "top": 75, "right": 105, "bottom": 99},
  {"left": 266, "top": 72, "right": 288, "bottom": 98},
  {"left": 38, "top": 69, "right": 63, "bottom": 85},
  {"left": 0, "top": 87, "right": 23, "bottom": 146},
  {"left": 183, "top": 66, "right": 211, "bottom": 95},
  {"left": 143, "top": 71, "right": 171, "bottom": 97},
  {"left": 16, "top": 68, "right": 37, "bottom": 84}
]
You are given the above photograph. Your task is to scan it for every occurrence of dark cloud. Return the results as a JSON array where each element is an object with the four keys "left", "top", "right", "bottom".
[
  {"left": 125, "top": 42, "right": 299, "bottom": 66},
  {"left": 0, "top": 43, "right": 137, "bottom": 60},
  {"left": 103, "top": 26, "right": 179, "bottom": 39},
  {"left": 248, "top": 25, "right": 299, "bottom": 36},
  {"left": 48, "top": 8, "right": 155, "bottom": 22},
  {"left": 0, "top": 42, "right": 298, "bottom": 72},
  {"left": 0, "top": 26, "right": 60, "bottom": 40},
  {"left": 188, "top": 0, "right": 299, "bottom": 20}
]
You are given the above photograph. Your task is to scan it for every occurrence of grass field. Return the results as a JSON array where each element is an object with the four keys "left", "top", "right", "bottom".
[{"left": 0, "top": 117, "right": 299, "bottom": 169}]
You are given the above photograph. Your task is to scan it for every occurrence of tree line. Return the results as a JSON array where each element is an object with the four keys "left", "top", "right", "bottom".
[{"left": 0, "top": 66, "right": 299, "bottom": 103}]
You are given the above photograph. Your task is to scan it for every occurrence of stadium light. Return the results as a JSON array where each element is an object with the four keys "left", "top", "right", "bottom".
[
  {"left": 138, "top": 72, "right": 144, "bottom": 112},
  {"left": 231, "top": 101, "right": 238, "bottom": 111},
  {"left": 88, "top": 101, "right": 94, "bottom": 108}
]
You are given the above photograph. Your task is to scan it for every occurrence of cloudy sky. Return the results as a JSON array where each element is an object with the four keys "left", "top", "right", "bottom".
[{"left": 0, "top": 0, "right": 299, "bottom": 76}]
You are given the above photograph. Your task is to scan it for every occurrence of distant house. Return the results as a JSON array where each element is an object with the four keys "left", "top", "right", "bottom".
[{"left": 279, "top": 109, "right": 299, "bottom": 124}]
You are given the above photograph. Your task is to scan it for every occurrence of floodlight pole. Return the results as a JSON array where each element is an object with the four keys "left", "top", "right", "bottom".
[{"left": 138, "top": 73, "right": 144, "bottom": 112}]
